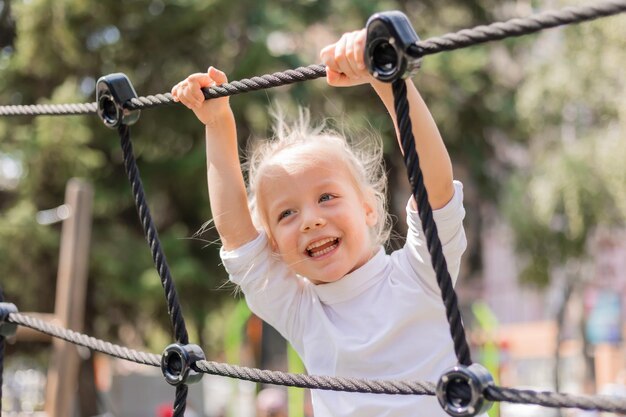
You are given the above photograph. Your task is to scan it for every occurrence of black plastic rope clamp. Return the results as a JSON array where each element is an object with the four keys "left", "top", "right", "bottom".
[
  {"left": 436, "top": 363, "right": 494, "bottom": 417},
  {"left": 364, "top": 10, "right": 422, "bottom": 83},
  {"left": 0, "top": 302, "right": 18, "bottom": 337},
  {"left": 96, "top": 73, "right": 141, "bottom": 129},
  {"left": 161, "top": 343, "right": 206, "bottom": 386}
]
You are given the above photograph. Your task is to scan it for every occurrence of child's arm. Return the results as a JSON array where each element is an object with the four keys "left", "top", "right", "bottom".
[
  {"left": 171, "top": 67, "right": 258, "bottom": 250},
  {"left": 320, "top": 30, "right": 454, "bottom": 210}
]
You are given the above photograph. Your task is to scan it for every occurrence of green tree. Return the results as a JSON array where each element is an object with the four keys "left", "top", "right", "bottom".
[
  {"left": 503, "top": 9, "right": 626, "bottom": 286},
  {"left": 0, "top": 0, "right": 530, "bottom": 355}
]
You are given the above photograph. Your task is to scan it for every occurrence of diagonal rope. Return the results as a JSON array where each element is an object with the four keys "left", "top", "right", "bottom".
[
  {"left": 117, "top": 124, "right": 189, "bottom": 346},
  {"left": 6, "top": 311, "right": 626, "bottom": 414},
  {"left": 0, "top": 0, "right": 623, "bottom": 117},
  {"left": 391, "top": 79, "right": 471, "bottom": 365},
  {"left": 117, "top": 124, "right": 189, "bottom": 417}
]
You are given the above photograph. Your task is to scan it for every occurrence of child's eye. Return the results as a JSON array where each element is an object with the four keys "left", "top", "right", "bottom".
[
  {"left": 278, "top": 209, "right": 294, "bottom": 221},
  {"left": 319, "top": 193, "right": 335, "bottom": 203}
]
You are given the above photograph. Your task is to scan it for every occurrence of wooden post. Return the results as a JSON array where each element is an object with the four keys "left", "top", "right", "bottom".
[{"left": 44, "top": 178, "right": 93, "bottom": 417}]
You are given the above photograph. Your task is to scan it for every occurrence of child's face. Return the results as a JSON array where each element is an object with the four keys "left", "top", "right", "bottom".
[{"left": 258, "top": 149, "right": 377, "bottom": 284}]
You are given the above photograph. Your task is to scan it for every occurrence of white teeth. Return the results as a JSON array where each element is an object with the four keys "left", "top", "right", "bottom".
[
  {"left": 306, "top": 237, "right": 336, "bottom": 251},
  {"left": 309, "top": 243, "right": 338, "bottom": 257}
]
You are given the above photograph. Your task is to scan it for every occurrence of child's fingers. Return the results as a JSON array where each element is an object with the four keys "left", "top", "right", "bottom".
[
  {"left": 342, "top": 31, "right": 363, "bottom": 77},
  {"left": 354, "top": 29, "right": 367, "bottom": 71},
  {"left": 208, "top": 66, "right": 228, "bottom": 85},
  {"left": 321, "top": 30, "right": 368, "bottom": 82},
  {"left": 326, "top": 68, "right": 341, "bottom": 86},
  {"left": 326, "top": 68, "right": 352, "bottom": 87},
  {"left": 334, "top": 33, "right": 359, "bottom": 80},
  {"left": 320, "top": 43, "right": 339, "bottom": 74},
  {"left": 181, "top": 73, "right": 214, "bottom": 107},
  {"left": 170, "top": 82, "right": 181, "bottom": 102}
]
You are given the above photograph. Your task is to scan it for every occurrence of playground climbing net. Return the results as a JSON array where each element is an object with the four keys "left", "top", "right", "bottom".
[{"left": 1, "top": 1, "right": 626, "bottom": 416}]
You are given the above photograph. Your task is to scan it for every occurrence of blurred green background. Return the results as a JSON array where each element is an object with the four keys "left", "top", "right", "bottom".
[{"left": 0, "top": 0, "right": 624, "bottom": 364}]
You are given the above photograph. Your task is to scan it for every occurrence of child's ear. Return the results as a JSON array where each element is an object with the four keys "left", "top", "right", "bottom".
[{"left": 363, "top": 197, "right": 378, "bottom": 227}]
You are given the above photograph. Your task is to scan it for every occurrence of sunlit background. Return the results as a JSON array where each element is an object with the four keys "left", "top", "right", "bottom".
[{"left": 0, "top": 0, "right": 625, "bottom": 416}]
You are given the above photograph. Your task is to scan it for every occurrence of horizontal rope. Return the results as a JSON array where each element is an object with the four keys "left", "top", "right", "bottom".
[
  {"left": 194, "top": 360, "right": 436, "bottom": 395},
  {"left": 413, "top": 0, "right": 626, "bottom": 56},
  {"left": 7, "top": 312, "right": 626, "bottom": 413},
  {"left": 0, "top": 102, "right": 97, "bottom": 116},
  {"left": 0, "top": 0, "right": 623, "bottom": 117},
  {"left": 486, "top": 386, "right": 626, "bottom": 414},
  {"left": 8, "top": 312, "right": 160, "bottom": 366}
]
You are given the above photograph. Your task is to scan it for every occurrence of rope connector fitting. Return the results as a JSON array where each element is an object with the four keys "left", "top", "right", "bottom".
[
  {"left": 161, "top": 343, "right": 205, "bottom": 386},
  {"left": 364, "top": 11, "right": 422, "bottom": 83},
  {"left": 0, "top": 302, "right": 18, "bottom": 337},
  {"left": 436, "top": 363, "right": 494, "bottom": 417},
  {"left": 96, "top": 73, "right": 141, "bottom": 129}
]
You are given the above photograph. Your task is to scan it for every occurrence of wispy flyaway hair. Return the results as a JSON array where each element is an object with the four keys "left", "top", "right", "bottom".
[{"left": 245, "top": 107, "right": 391, "bottom": 247}]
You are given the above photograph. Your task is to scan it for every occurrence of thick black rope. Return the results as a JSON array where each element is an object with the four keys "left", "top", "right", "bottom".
[
  {"left": 412, "top": 0, "right": 626, "bottom": 56},
  {"left": 0, "top": 0, "right": 623, "bottom": 117},
  {"left": 392, "top": 79, "right": 471, "bottom": 366},
  {"left": 117, "top": 124, "right": 189, "bottom": 417},
  {"left": 6, "top": 311, "right": 626, "bottom": 414},
  {"left": 118, "top": 125, "right": 189, "bottom": 346}
]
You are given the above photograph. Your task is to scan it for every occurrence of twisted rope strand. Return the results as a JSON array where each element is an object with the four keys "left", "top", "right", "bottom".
[
  {"left": 0, "top": 0, "right": 623, "bottom": 116},
  {"left": 7, "top": 312, "right": 160, "bottom": 366},
  {"left": 6, "top": 312, "right": 626, "bottom": 413},
  {"left": 194, "top": 360, "right": 436, "bottom": 395},
  {"left": 174, "top": 385, "right": 188, "bottom": 417},
  {"left": 392, "top": 79, "right": 472, "bottom": 365},
  {"left": 0, "top": 102, "right": 98, "bottom": 116},
  {"left": 414, "top": 0, "right": 626, "bottom": 56},
  {"left": 118, "top": 124, "right": 189, "bottom": 346},
  {"left": 125, "top": 65, "right": 328, "bottom": 110},
  {"left": 117, "top": 124, "right": 189, "bottom": 417},
  {"left": 486, "top": 386, "right": 626, "bottom": 414}
]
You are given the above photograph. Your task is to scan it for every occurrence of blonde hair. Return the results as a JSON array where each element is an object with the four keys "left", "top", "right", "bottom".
[{"left": 245, "top": 108, "right": 391, "bottom": 247}]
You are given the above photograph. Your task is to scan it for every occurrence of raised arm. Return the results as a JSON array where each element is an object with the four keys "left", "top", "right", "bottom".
[
  {"left": 171, "top": 67, "right": 258, "bottom": 250},
  {"left": 320, "top": 30, "right": 454, "bottom": 210}
]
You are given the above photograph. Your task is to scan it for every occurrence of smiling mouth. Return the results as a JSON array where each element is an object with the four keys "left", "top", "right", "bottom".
[{"left": 306, "top": 237, "right": 340, "bottom": 258}]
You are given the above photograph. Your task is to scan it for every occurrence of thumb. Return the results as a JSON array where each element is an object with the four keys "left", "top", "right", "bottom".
[
  {"left": 208, "top": 66, "right": 228, "bottom": 85},
  {"left": 326, "top": 69, "right": 346, "bottom": 87}
]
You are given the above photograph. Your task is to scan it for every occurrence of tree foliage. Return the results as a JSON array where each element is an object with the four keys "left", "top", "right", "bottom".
[
  {"left": 502, "top": 6, "right": 626, "bottom": 286},
  {"left": 0, "top": 0, "right": 599, "bottom": 351}
]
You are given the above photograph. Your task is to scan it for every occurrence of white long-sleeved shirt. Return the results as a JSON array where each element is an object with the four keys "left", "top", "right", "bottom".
[{"left": 221, "top": 181, "right": 468, "bottom": 417}]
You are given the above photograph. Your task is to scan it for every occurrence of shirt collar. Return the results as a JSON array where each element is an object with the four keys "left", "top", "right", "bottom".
[{"left": 312, "top": 247, "right": 386, "bottom": 304}]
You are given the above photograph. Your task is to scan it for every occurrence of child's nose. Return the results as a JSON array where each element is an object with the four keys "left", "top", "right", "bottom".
[{"left": 300, "top": 214, "right": 326, "bottom": 232}]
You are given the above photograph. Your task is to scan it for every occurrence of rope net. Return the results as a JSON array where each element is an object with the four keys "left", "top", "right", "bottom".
[{"left": 1, "top": 0, "right": 625, "bottom": 416}]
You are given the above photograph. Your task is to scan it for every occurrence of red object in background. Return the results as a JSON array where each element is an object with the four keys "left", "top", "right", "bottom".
[{"left": 156, "top": 403, "right": 174, "bottom": 417}]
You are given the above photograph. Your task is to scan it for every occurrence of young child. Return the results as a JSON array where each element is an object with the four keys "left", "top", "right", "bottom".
[{"left": 172, "top": 29, "right": 467, "bottom": 417}]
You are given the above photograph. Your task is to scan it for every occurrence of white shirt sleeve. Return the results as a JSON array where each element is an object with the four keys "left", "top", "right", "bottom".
[
  {"left": 219, "top": 232, "right": 308, "bottom": 341},
  {"left": 401, "top": 180, "right": 467, "bottom": 297}
]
